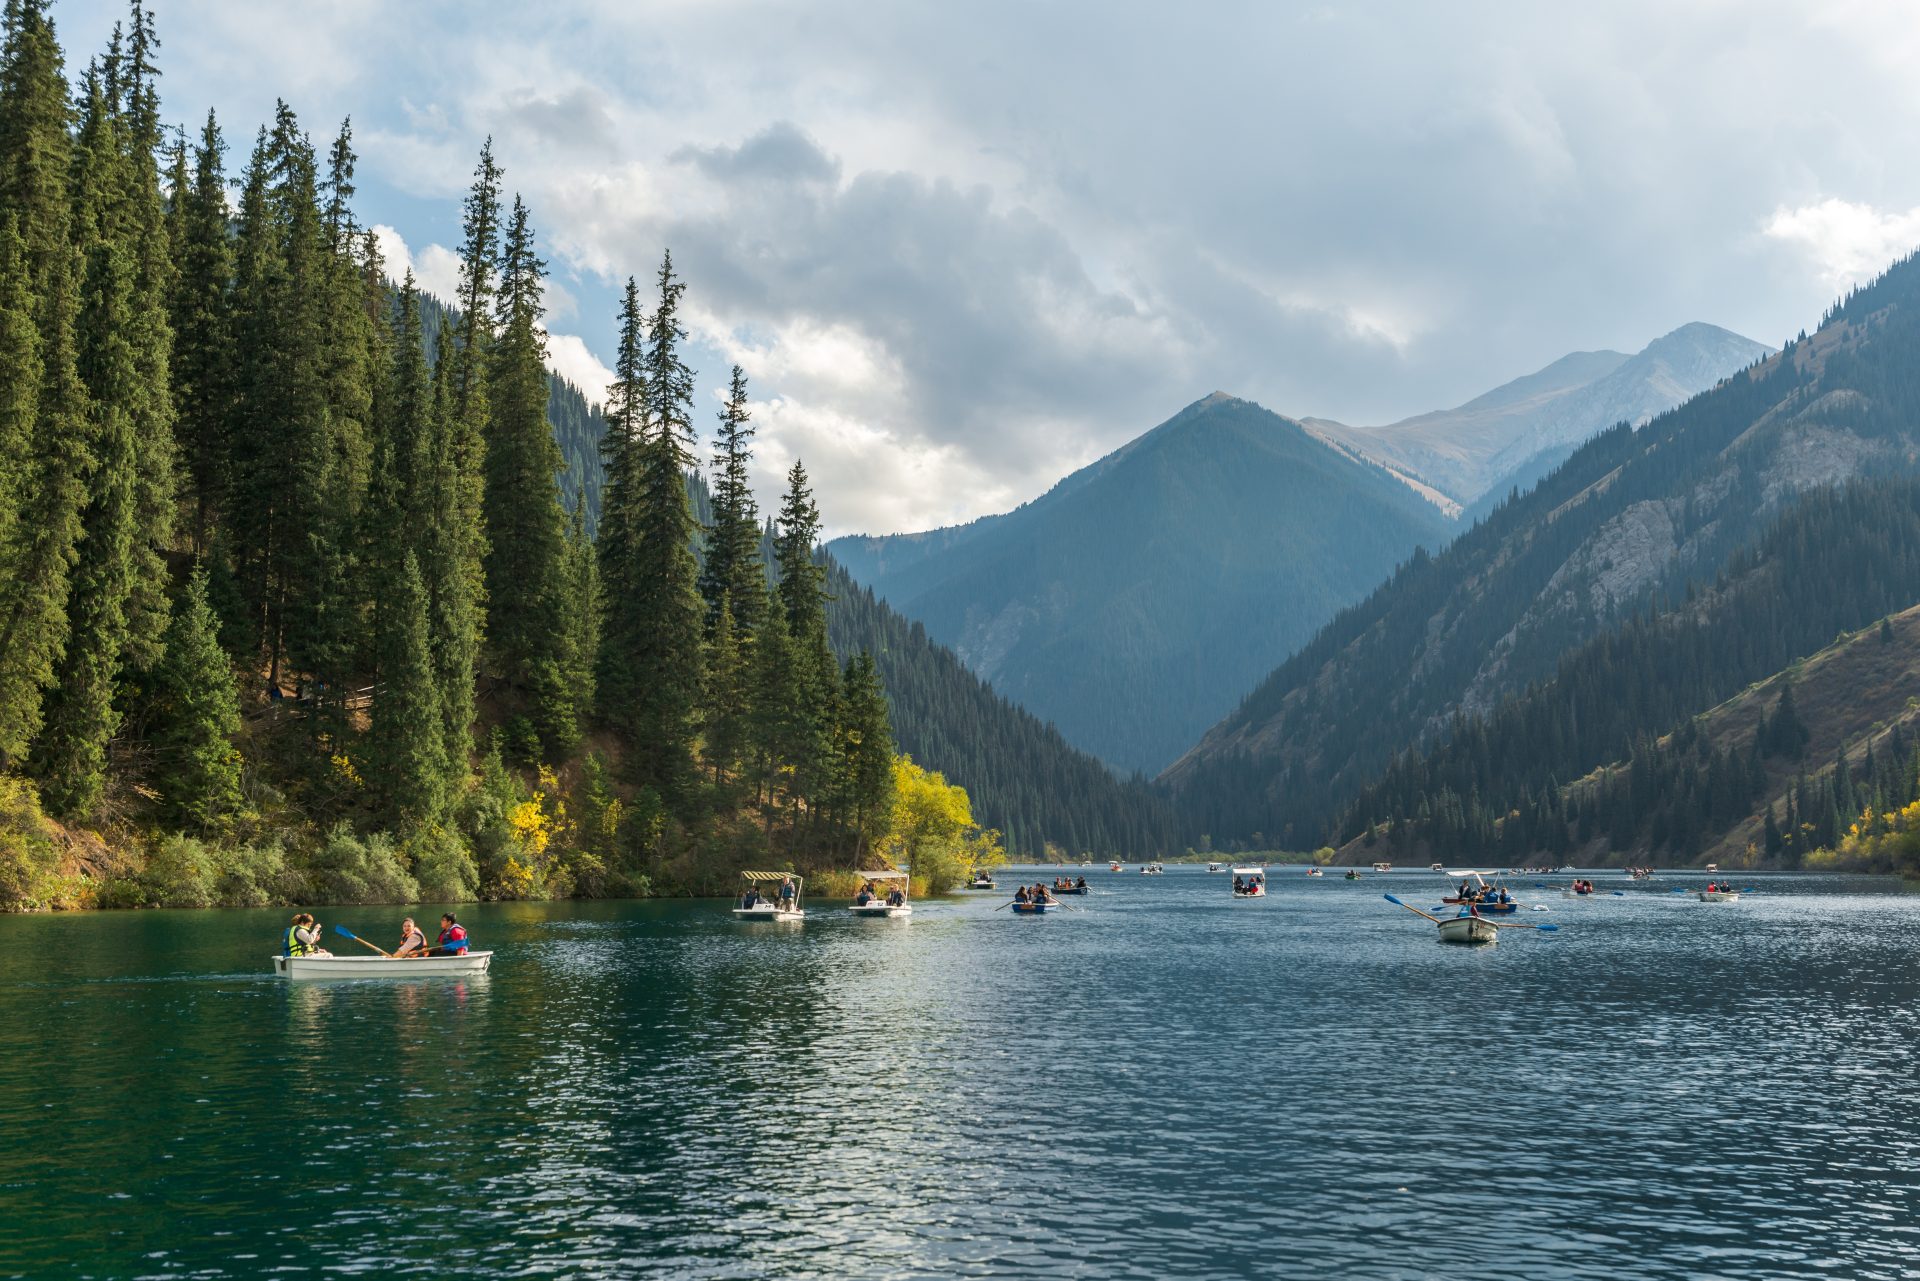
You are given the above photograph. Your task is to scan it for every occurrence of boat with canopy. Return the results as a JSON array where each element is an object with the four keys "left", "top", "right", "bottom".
[
  {"left": 850, "top": 870, "right": 912, "bottom": 917},
  {"left": 1231, "top": 867, "right": 1266, "bottom": 898},
  {"left": 1442, "top": 869, "right": 1519, "bottom": 915},
  {"left": 733, "top": 871, "right": 804, "bottom": 921}
]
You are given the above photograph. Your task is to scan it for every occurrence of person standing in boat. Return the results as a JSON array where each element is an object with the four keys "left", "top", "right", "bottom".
[
  {"left": 778, "top": 877, "right": 797, "bottom": 912},
  {"left": 284, "top": 913, "right": 331, "bottom": 957},
  {"left": 429, "top": 914, "right": 470, "bottom": 955},
  {"left": 394, "top": 918, "right": 427, "bottom": 958}
]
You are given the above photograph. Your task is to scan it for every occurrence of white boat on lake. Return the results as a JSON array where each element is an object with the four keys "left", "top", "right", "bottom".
[
  {"left": 273, "top": 951, "right": 492, "bottom": 979},
  {"left": 1437, "top": 914, "right": 1498, "bottom": 946},
  {"left": 734, "top": 871, "right": 805, "bottom": 921},
  {"left": 1697, "top": 889, "right": 1741, "bottom": 903},
  {"left": 1231, "top": 866, "right": 1266, "bottom": 898},
  {"left": 850, "top": 869, "right": 912, "bottom": 917}
]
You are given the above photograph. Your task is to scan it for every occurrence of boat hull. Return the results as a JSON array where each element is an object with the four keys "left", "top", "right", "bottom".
[
  {"left": 1011, "top": 902, "right": 1055, "bottom": 914},
  {"left": 849, "top": 903, "right": 911, "bottom": 917},
  {"left": 732, "top": 906, "right": 804, "bottom": 922},
  {"left": 1232, "top": 888, "right": 1266, "bottom": 898},
  {"left": 1436, "top": 917, "right": 1498, "bottom": 946},
  {"left": 273, "top": 951, "right": 492, "bottom": 979},
  {"left": 1442, "top": 897, "right": 1517, "bottom": 914},
  {"left": 1697, "top": 891, "right": 1741, "bottom": 902}
]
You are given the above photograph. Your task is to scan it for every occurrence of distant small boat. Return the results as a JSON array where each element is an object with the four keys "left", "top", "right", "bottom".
[
  {"left": 1372, "top": 861, "right": 1392, "bottom": 873},
  {"left": 1230, "top": 867, "right": 1266, "bottom": 898},
  {"left": 1705, "top": 863, "right": 1719, "bottom": 873},
  {"left": 274, "top": 952, "right": 492, "bottom": 978},
  {"left": 1109, "top": 861, "right": 1123, "bottom": 872},
  {"left": 1344, "top": 870, "right": 1361, "bottom": 881},
  {"left": 1305, "top": 867, "right": 1323, "bottom": 877},
  {"left": 1207, "top": 861, "right": 1224, "bottom": 873},
  {"left": 1430, "top": 863, "right": 1445, "bottom": 872},
  {"left": 1140, "top": 862, "right": 1165, "bottom": 875},
  {"left": 966, "top": 875, "right": 997, "bottom": 890},
  {"left": 1697, "top": 888, "right": 1741, "bottom": 903}
]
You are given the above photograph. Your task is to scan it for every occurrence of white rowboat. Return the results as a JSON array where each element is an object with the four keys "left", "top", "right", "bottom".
[
  {"left": 1697, "top": 890, "right": 1741, "bottom": 903},
  {"left": 1436, "top": 915, "right": 1498, "bottom": 946},
  {"left": 273, "top": 951, "right": 492, "bottom": 979}
]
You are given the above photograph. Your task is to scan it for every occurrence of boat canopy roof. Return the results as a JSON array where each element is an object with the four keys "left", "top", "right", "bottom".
[
  {"left": 739, "top": 871, "right": 803, "bottom": 884},
  {"left": 1445, "top": 870, "right": 1496, "bottom": 883},
  {"left": 856, "top": 870, "right": 909, "bottom": 880},
  {"left": 1231, "top": 866, "right": 1264, "bottom": 875}
]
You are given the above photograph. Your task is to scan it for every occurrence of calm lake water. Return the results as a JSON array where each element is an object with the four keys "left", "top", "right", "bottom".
[{"left": 3, "top": 867, "right": 1919, "bottom": 1279}]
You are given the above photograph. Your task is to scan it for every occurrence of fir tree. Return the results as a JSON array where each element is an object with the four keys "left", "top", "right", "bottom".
[
  {"left": 618, "top": 252, "right": 705, "bottom": 795},
  {"left": 699, "top": 364, "right": 764, "bottom": 636},
  {"left": 839, "top": 649, "right": 895, "bottom": 858},
  {"left": 168, "top": 110, "right": 231, "bottom": 554},
  {"left": 595, "top": 276, "right": 646, "bottom": 727},
  {"left": 370, "top": 551, "right": 449, "bottom": 830},
  {"left": 482, "top": 195, "right": 572, "bottom": 748},
  {"left": 448, "top": 140, "right": 499, "bottom": 645},
  {"left": 425, "top": 323, "right": 481, "bottom": 783},
  {"left": 149, "top": 568, "right": 242, "bottom": 831},
  {"left": 704, "top": 591, "right": 746, "bottom": 783}
]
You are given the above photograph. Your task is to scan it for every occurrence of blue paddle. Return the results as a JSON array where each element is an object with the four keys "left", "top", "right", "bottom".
[
  {"left": 333, "top": 925, "right": 392, "bottom": 957},
  {"left": 1611, "top": 891, "right": 1625, "bottom": 896}
]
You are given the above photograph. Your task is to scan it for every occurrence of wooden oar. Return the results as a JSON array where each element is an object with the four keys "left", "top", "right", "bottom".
[
  {"left": 333, "top": 925, "right": 393, "bottom": 957},
  {"left": 1382, "top": 893, "right": 1441, "bottom": 923}
]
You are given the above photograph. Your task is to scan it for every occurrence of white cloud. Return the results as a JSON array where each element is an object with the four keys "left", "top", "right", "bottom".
[
  {"left": 543, "top": 332, "right": 615, "bottom": 403},
  {"left": 1763, "top": 199, "right": 1920, "bottom": 293},
  {"left": 370, "top": 224, "right": 463, "bottom": 307}
]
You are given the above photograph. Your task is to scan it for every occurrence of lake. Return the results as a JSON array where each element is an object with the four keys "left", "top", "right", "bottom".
[{"left": 2, "top": 867, "right": 1918, "bottom": 1278}]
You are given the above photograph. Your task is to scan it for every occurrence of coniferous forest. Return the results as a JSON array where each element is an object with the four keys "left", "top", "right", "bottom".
[{"left": 0, "top": 1, "right": 927, "bottom": 908}]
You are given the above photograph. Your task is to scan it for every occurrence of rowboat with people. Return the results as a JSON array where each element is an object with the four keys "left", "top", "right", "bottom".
[
  {"left": 1140, "top": 862, "right": 1165, "bottom": 875},
  {"left": 733, "top": 871, "right": 804, "bottom": 921},
  {"left": 1305, "top": 867, "right": 1323, "bottom": 877},
  {"left": 1697, "top": 881, "right": 1741, "bottom": 903},
  {"left": 275, "top": 951, "right": 492, "bottom": 978},
  {"left": 850, "top": 870, "right": 912, "bottom": 917},
  {"left": 1049, "top": 875, "right": 1091, "bottom": 895},
  {"left": 1009, "top": 882, "right": 1065, "bottom": 914},
  {"left": 1382, "top": 893, "right": 1559, "bottom": 946}
]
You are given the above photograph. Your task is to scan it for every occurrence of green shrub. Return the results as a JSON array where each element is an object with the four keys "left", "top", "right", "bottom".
[
  {"left": 407, "top": 825, "right": 478, "bottom": 902},
  {"left": 140, "top": 834, "right": 220, "bottom": 908},
  {"left": 214, "top": 839, "right": 291, "bottom": 908},
  {"left": 300, "top": 823, "right": 420, "bottom": 905},
  {"left": 0, "top": 775, "right": 59, "bottom": 909}
]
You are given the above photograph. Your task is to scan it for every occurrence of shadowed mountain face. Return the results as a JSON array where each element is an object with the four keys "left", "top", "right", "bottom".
[
  {"left": 828, "top": 394, "right": 1454, "bottom": 775},
  {"left": 1306, "top": 322, "right": 1772, "bottom": 505}
]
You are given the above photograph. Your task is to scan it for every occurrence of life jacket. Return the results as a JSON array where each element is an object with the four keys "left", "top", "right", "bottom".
[
  {"left": 438, "top": 924, "right": 469, "bottom": 952},
  {"left": 285, "top": 925, "right": 311, "bottom": 957}
]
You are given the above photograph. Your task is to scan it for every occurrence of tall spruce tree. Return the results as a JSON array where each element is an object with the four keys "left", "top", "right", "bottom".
[
  {"left": 838, "top": 649, "right": 895, "bottom": 858},
  {"left": 595, "top": 276, "right": 646, "bottom": 728},
  {"left": 620, "top": 252, "right": 705, "bottom": 796},
  {"left": 426, "top": 322, "right": 481, "bottom": 781},
  {"left": 558, "top": 499, "right": 598, "bottom": 755},
  {"left": 448, "top": 140, "right": 499, "bottom": 643},
  {"left": 168, "top": 110, "right": 232, "bottom": 554},
  {"left": 482, "top": 195, "right": 572, "bottom": 748},
  {"left": 699, "top": 365, "right": 764, "bottom": 636},
  {"left": 371, "top": 552, "right": 448, "bottom": 830},
  {"left": 148, "top": 568, "right": 243, "bottom": 831},
  {"left": 0, "top": 0, "right": 85, "bottom": 766},
  {"left": 774, "top": 459, "right": 836, "bottom": 815}
]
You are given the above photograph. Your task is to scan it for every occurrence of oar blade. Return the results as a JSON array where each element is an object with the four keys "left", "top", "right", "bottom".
[
  {"left": 1536, "top": 922, "right": 1561, "bottom": 932},
  {"left": 332, "top": 925, "right": 357, "bottom": 940}
]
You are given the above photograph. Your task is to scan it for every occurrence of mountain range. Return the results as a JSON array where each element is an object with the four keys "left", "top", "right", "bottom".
[
  {"left": 829, "top": 395, "right": 1454, "bottom": 774},
  {"left": 1166, "top": 250, "right": 1920, "bottom": 862},
  {"left": 1304, "top": 322, "right": 1771, "bottom": 508}
]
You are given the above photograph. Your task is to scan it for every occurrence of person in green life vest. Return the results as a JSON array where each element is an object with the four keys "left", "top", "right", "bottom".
[{"left": 283, "top": 913, "right": 331, "bottom": 957}]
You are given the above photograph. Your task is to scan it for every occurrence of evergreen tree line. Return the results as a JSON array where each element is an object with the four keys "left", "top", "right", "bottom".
[
  {"left": 1342, "top": 477, "right": 1920, "bottom": 863},
  {"left": 0, "top": 1, "right": 896, "bottom": 903}
]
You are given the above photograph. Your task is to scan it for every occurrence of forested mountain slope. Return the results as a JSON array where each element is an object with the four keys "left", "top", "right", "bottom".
[
  {"left": 824, "top": 561, "right": 1176, "bottom": 857},
  {"left": 829, "top": 394, "right": 1454, "bottom": 774},
  {"left": 1334, "top": 479, "right": 1920, "bottom": 866},
  {"left": 1166, "top": 252, "right": 1920, "bottom": 851},
  {"left": 1306, "top": 323, "right": 1769, "bottom": 505}
]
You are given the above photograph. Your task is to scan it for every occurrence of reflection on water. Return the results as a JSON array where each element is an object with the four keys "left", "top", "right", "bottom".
[{"left": 2, "top": 873, "right": 1920, "bottom": 1278}]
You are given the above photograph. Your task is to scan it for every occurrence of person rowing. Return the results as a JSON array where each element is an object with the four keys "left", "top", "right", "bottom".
[
  {"left": 428, "top": 914, "right": 469, "bottom": 956},
  {"left": 394, "top": 917, "right": 427, "bottom": 958},
  {"left": 1014, "top": 885, "right": 1031, "bottom": 904}
]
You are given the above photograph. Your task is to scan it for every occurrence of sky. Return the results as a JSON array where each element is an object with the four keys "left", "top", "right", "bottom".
[{"left": 52, "top": 0, "right": 1920, "bottom": 536}]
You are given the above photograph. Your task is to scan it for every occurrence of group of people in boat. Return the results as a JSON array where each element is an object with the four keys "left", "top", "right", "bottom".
[
  {"left": 853, "top": 880, "right": 907, "bottom": 907},
  {"left": 1704, "top": 880, "right": 1732, "bottom": 893},
  {"left": 1050, "top": 876, "right": 1089, "bottom": 893},
  {"left": 1232, "top": 873, "right": 1265, "bottom": 893},
  {"left": 738, "top": 877, "right": 799, "bottom": 912},
  {"left": 1568, "top": 879, "right": 1596, "bottom": 894},
  {"left": 281, "top": 912, "right": 469, "bottom": 958},
  {"left": 1451, "top": 882, "right": 1514, "bottom": 906},
  {"left": 1012, "top": 883, "right": 1060, "bottom": 905}
]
